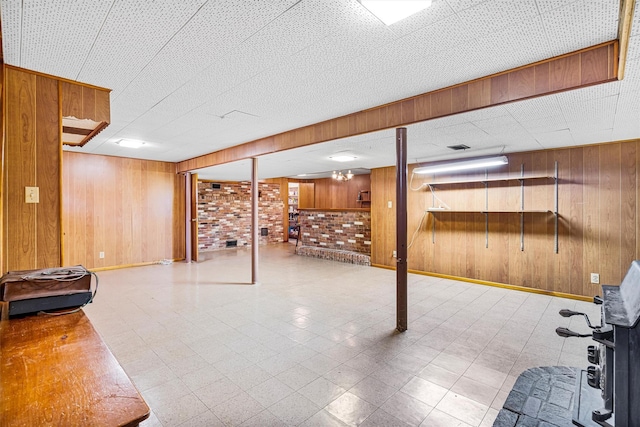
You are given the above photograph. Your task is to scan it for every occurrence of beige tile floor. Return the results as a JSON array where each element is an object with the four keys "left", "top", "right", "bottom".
[{"left": 84, "top": 244, "right": 600, "bottom": 426}]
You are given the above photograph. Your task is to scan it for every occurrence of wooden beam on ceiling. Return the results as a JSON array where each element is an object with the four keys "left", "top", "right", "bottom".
[{"left": 617, "top": 0, "right": 636, "bottom": 80}]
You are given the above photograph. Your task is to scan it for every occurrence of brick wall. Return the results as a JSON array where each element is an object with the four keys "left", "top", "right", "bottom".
[
  {"left": 198, "top": 181, "right": 283, "bottom": 251},
  {"left": 298, "top": 210, "right": 371, "bottom": 255}
]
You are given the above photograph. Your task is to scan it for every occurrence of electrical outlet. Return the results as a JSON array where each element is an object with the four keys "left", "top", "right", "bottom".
[
  {"left": 392, "top": 250, "right": 397, "bottom": 258},
  {"left": 387, "top": 201, "right": 392, "bottom": 208},
  {"left": 590, "top": 273, "right": 599, "bottom": 284},
  {"left": 99, "top": 252, "right": 105, "bottom": 259}
]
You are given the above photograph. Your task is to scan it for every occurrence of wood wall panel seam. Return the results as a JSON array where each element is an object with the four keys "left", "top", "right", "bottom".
[{"left": 177, "top": 41, "right": 618, "bottom": 173}]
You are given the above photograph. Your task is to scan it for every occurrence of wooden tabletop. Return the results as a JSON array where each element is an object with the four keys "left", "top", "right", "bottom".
[{"left": 0, "top": 311, "right": 149, "bottom": 427}]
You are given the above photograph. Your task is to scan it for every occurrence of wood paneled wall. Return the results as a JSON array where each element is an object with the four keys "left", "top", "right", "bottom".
[
  {"left": 371, "top": 140, "right": 640, "bottom": 297},
  {"left": 63, "top": 152, "right": 185, "bottom": 269},
  {"left": 312, "top": 175, "right": 371, "bottom": 209},
  {"left": 177, "top": 42, "right": 616, "bottom": 173},
  {"left": 2, "top": 67, "right": 61, "bottom": 271}
]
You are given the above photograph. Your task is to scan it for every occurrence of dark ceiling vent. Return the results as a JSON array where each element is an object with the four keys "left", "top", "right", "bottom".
[{"left": 447, "top": 144, "right": 470, "bottom": 151}]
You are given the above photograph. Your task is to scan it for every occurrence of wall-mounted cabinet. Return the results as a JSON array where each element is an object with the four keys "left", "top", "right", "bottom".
[{"left": 425, "top": 162, "right": 558, "bottom": 253}]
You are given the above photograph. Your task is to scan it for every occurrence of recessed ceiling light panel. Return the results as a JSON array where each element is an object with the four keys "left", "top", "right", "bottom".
[
  {"left": 359, "top": 0, "right": 432, "bottom": 25},
  {"left": 329, "top": 154, "right": 357, "bottom": 162},
  {"left": 116, "top": 139, "right": 146, "bottom": 149}
]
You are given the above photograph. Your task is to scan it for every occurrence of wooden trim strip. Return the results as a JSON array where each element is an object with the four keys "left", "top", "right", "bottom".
[
  {"left": 3, "top": 64, "right": 111, "bottom": 92},
  {"left": 617, "top": 0, "right": 635, "bottom": 80},
  {"left": 58, "top": 80, "right": 64, "bottom": 267},
  {"left": 90, "top": 258, "right": 185, "bottom": 272},
  {"left": 62, "top": 121, "right": 108, "bottom": 147},
  {"left": 1, "top": 64, "right": 4, "bottom": 273},
  {"left": 370, "top": 263, "right": 593, "bottom": 302},
  {"left": 62, "top": 126, "right": 93, "bottom": 135},
  {"left": 177, "top": 41, "right": 619, "bottom": 173}
]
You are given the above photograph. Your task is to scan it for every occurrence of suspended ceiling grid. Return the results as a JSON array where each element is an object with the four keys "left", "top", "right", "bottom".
[{"left": 1, "top": 0, "right": 638, "bottom": 181}]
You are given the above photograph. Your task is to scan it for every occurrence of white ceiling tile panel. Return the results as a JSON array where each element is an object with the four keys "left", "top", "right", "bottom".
[
  {"left": 477, "top": 122, "right": 530, "bottom": 139},
  {"left": 473, "top": 115, "right": 520, "bottom": 132},
  {"left": 570, "top": 129, "right": 613, "bottom": 146},
  {"left": 551, "top": 83, "right": 620, "bottom": 110},
  {"left": 633, "top": 0, "right": 640, "bottom": 36},
  {"left": 615, "top": 88, "right": 640, "bottom": 117},
  {"left": 109, "top": 0, "right": 288, "bottom": 104},
  {"left": 535, "top": 0, "right": 578, "bottom": 14},
  {"left": 398, "top": 14, "right": 473, "bottom": 57},
  {"left": 455, "top": 0, "right": 539, "bottom": 38},
  {"left": 475, "top": 15, "right": 551, "bottom": 69},
  {"left": 17, "top": 0, "right": 113, "bottom": 79},
  {"left": 541, "top": 0, "right": 619, "bottom": 56},
  {"left": 431, "top": 122, "right": 480, "bottom": 136},
  {"left": 76, "top": 0, "right": 207, "bottom": 91},
  {"left": 445, "top": 0, "right": 492, "bottom": 13},
  {"left": 457, "top": 106, "right": 511, "bottom": 122},
  {"left": 557, "top": 97, "right": 619, "bottom": 126},
  {"left": 620, "top": 59, "right": 640, "bottom": 92},
  {"left": 519, "top": 115, "right": 569, "bottom": 134},
  {"left": 535, "top": 128, "right": 574, "bottom": 148},
  {"left": 505, "top": 96, "right": 564, "bottom": 122},
  {"left": 0, "top": 0, "right": 22, "bottom": 63},
  {"left": 628, "top": 36, "right": 640, "bottom": 61}
]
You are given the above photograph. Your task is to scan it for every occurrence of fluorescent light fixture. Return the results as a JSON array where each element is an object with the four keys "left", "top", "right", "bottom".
[
  {"left": 414, "top": 156, "right": 509, "bottom": 175},
  {"left": 360, "top": 0, "right": 432, "bottom": 25},
  {"left": 297, "top": 174, "right": 308, "bottom": 177},
  {"left": 116, "top": 139, "right": 145, "bottom": 149},
  {"left": 330, "top": 154, "right": 357, "bottom": 162}
]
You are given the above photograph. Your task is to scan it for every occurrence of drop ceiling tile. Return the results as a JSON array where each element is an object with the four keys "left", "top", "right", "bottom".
[
  {"left": 77, "top": 0, "right": 207, "bottom": 91},
  {"left": 17, "top": 0, "right": 113, "bottom": 79},
  {"left": 398, "top": 14, "right": 473, "bottom": 56},
  {"left": 519, "top": 115, "right": 568, "bottom": 134},
  {"left": 473, "top": 115, "right": 520, "bottom": 132},
  {"left": 505, "top": 96, "right": 564, "bottom": 122},
  {"left": 633, "top": 1, "right": 640, "bottom": 36},
  {"left": 476, "top": 15, "right": 551, "bottom": 68},
  {"left": 542, "top": 0, "right": 619, "bottom": 56},
  {"left": 570, "top": 129, "right": 613, "bottom": 146},
  {"left": 535, "top": 0, "right": 578, "bottom": 14},
  {"left": 445, "top": 0, "right": 491, "bottom": 13},
  {"left": 456, "top": 0, "right": 539, "bottom": 38},
  {"left": 0, "top": 0, "right": 22, "bottom": 64},
  {"left": 628, "top": 36, "right": 640, "bottom": 61},
  {"left": 457, "top": 106, "right": 511, "bottom": 122},
  {"left": 535, "top": 129, "right": 574, "bottom": 148}
]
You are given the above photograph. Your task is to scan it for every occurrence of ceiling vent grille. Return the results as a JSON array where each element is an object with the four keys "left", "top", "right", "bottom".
[{"left": 447, "top": 144, "right": 470, "bottom": 151}]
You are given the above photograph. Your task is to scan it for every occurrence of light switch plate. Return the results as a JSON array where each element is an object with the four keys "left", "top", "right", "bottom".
[{"left": 25, "top": 186, "right": 39, "bottom": 203}]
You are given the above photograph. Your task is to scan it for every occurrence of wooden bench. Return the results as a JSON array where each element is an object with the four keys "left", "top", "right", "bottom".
[{"left": 0, "top": 311, "right": 149, "bottom": 426}]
